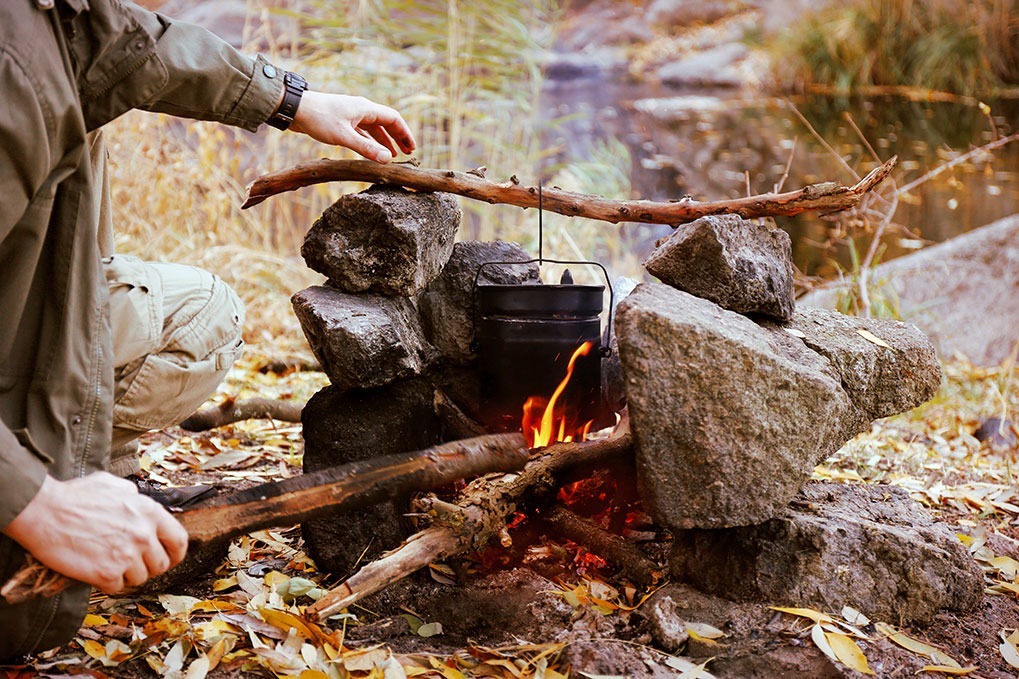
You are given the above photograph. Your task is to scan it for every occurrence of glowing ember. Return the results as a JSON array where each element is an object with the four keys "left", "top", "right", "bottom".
[{"left": 522, "top": 341, "right": 595, "bottom": 448}]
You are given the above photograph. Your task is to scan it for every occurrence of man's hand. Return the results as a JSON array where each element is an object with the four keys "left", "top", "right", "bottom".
[
  {"left": 290, "top": 92, "right": 417, "bottom": 163},
  {"left": 2, "top": 473, "right": 188, "bottom": 594}
]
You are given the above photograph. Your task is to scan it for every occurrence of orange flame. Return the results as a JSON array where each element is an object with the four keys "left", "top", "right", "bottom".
[{"left": 522, "top": 341, "right": 595, "bottom": 448}]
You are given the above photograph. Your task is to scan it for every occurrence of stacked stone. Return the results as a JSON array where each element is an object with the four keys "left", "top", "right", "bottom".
[
  {"left": 291, "top": 186, "right": 538, "bottom": 574},
  {"left": 618, "top": 214, "right": 982, "bottom": 625}
]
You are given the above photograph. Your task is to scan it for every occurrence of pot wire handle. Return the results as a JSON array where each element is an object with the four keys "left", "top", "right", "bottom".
[{"left": 469, "top": 180, "right": 614, "bottom": 356}]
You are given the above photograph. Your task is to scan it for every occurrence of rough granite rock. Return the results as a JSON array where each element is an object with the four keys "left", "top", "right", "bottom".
[
  {"left": 643, "top": 214, "right": 795, "bottom": 321},
  {"left": 670, "top": 482, "right": 985, "bottom": 625},
  {"left": 800, "top": 213, "right": 1019, "bottom": 366},
  {"left": 301, "top": 380, "right": 441, "bottom": 577},
  {"left": 301, "top": 186, "right": 461, "bottom": 297},
  {"left": 616, "top": 282, "right": 940, "bottom": 528},
  {"left": 641, "top": 584, "right": 844, "bottom": 678},
  {"left": 292, "top": 285, "right": 435, "bottom": 391},
  {"left": 417, "top": 241, "right": 540, "bottom": 365}
]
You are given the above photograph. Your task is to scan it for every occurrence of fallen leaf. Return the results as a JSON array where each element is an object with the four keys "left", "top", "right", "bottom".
[
  {"left": 857, "top": 329, "right": 892, "bottom": 348},
  {"left": 826, "top": 630, "right": 874, "bottom": 675},
  {"left": 684, "top": 619, "right": 725, "bottom": 636},
  {"left": 876, "top": 622, "right": 962, "bottom": 668},
  {"left": 919, "top": 666, "right": 978, "bottom": 675},
  {"left": 1000, "top": 629, "right": 1019, "bottom": 669},
  {"left": 772, "top": 606, "right": 834, "bottom": 624}
]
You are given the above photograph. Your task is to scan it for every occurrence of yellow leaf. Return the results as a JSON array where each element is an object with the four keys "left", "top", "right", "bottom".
[
  {"left": 1000, "top": 630, "right": 1019, "bottom": 669},
  {"left": 258, "top": 607, "right": 321, "bottom": 642},
  {"left": 812, "top": 624, "right": 838, "bottom": 664},
  {"left": 876, "top": 622, "right": 962, "bottom": 668},
  {"left": 826, "top": 631, "right": 874, "bottom": 675},
  {"left": 191, "top": 600, "right": 244, "bottom": 613},
  {"left": 82, "top": 614, "right": 108, "bottom": 627},
  {"left": 979, "top": 101, "right": 992, "bottom": 116},
  {"left": 918, "top": 666, "right": 978, "bottom": 675},
  {"left": 212, "top": 577, "right": 238, "bottom": 592},
  {"left": 772, "top": 606, "right": 834, "bottom": 624},
  {"left": 82, "top": 639, "right": 106, "bottom": 660},
  {"left": 299, "top": 671, "right": 331, "bottom": 679},
  {"left": 857, "top": 329, "right": 892, "bottom": 348},
  {"left": 264, "top": 570, "right": 290, "bottom": 588},
  {"left": 686, "top": 622, "right": 725, "bottom": 640}
]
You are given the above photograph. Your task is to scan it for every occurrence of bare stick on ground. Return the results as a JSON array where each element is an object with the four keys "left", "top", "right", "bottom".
[
  {"left": 180, "top": 397, "right": 307, "bottom": 431},
  {"left": 1, "top": 432, "right": 529, "bottom": 605},
  {"left": 307, "top": 433, "right": 634, "bottom": 621},
  {"left": 242, "top": 158, "right": 896, "bottom": 227}
]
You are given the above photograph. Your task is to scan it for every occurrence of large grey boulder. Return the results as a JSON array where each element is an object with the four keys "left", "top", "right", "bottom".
[
  {"left": 301, "top": 380, "right": 441, "bottom": 577},
  {"left": 301, "top": 186, "right": 461, "bottom": 297},
  {"left": 616, "top": 282, "right": 940, "bottom": 528},
  {"left": 670, "top": 482, "right": 984, "bottom": 625},
  {"left": 800, "top": 214, "right": 1019, "bottom": 366},
  {"left": 644, "top": 214, "right": 795, "bottom": 321},
  {"left": 417, "top": 241, "right": 540, "bottom": 365},
  {"left": 292, "top": 286, "right": 435, "bottom": 391}
]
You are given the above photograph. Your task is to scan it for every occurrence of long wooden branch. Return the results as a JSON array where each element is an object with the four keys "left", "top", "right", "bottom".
[
  {"left": 242, "top": 157, "right": 896, "bottom": 227},
  {"left": 307, "top": 433, "right": 633, "bottom": 621},
  {"left": 1, "top": 432, "right": 527, "bottom": 605}
]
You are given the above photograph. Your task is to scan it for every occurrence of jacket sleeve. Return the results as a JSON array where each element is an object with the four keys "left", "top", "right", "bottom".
[
  {"left": 86, "top": 2, "right": 285, "bottom": 133},
  {"left": 0, "top": 52, "right": 54, "bottom": 527}
]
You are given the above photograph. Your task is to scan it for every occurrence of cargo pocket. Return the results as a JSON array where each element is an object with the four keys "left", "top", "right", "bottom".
[{"left": 104, "top": 254, "right": 162, "bottom": 368}]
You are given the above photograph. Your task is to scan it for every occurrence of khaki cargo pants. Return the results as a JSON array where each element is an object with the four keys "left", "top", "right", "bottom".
[{"left": 91, "top": 132, "right": 245, "bottom": 476}]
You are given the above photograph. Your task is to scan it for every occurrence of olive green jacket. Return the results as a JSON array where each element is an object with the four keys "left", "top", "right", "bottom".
[{"left": 0, "top": 0, "right": 283, "bottom": 656}]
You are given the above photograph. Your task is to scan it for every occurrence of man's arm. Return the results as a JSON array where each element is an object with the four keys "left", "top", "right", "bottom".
[
  {"left": 116, "top": 3, "right": 416, "bottom": 162},
  {"left": 0, "top": 50, "right": 188, "bottom": 594}
]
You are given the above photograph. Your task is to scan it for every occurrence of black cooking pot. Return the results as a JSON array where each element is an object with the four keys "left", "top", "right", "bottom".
[{"left": 472, "top": 260, "right": 612, "bottom": 433}]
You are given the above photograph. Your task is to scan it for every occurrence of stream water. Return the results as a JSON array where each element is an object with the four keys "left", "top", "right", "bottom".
[{"left": 539, "top": 75, "right": 1019, "bottom": 278}]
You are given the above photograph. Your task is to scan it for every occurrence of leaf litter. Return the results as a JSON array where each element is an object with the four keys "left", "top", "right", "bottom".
[{"left": 1, "top": 351, "right": 1018, "bottom": 677}]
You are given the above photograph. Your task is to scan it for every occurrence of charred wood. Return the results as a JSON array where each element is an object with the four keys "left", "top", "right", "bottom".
[
  {"left": 1, "top": 432, "right": 528, "bottom": 605},
  {"left": 308, "top": 433, "right": 634, "bottom": 621},
  {"left": 541, "top": 505, "right": 662, "bottom": 587}
]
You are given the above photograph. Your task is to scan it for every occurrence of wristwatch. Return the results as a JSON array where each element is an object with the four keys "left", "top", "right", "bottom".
[{"left": 267, "top": 71, "right": 309, "bottom": 131}]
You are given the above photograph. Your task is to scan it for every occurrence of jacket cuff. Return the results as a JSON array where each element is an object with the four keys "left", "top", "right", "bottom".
[
  {"left": 235, "top": 54, "right": 287, "bottom": 132},
  {"left": 0, "top": 426, "right": 49, "bottom": 530}
]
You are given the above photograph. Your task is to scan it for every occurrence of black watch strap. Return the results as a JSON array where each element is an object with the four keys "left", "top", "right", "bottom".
[{"left": 267, "top": 71, "right": 309, "bottom": 131}]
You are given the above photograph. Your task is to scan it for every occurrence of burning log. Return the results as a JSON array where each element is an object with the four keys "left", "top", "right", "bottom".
[
  {"left": 1, "top": 432, "right": 529, "bottom": 605},
  {"left": 180, "top": 397, "right": 306, "bottom": 431},
  {"left": 307, "top": 433, "right": 634, "bottom": 621},
  {"left": 241, "top": 158, "right": 896, "bottom": 227},
  {"left": 541, "top": 505, "right": 662, "bottom": 587}
]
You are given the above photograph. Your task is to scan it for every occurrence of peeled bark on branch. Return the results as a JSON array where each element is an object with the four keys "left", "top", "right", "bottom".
[
  {"left": 180, "top": 397, "right": 306, "bottom": 431},
  {"left": 1, "top": 432, "right": 528, "bottom": 605},
  {"left": 242, "top": 158, "right": 896, "bottom": 227},
  {"left": 308, "top": 433, "right": 633, "bottom": 621}
]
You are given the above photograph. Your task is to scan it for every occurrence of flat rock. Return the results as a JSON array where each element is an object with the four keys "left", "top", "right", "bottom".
[
  {"left": 644, "top": 214, "right": 795, "bottom": 321},
  {"left": 615, "top": 282, "right": 940, "bottom": 528},
  {"left": 800, "top": 214, "right": 1019, "bottom": 366},
  {"left": 292, "top": 286, "right": 435, "bottom": 392},
  {"left": 301, "top": 186, "right": 460, "bottom": 297},
  {"left": 670, "top": 482, "right": 985, "bottom": 625},
  {"left": 417, "top": 241, "right": 539, "bottom": 365},
  {"left": 301, "top": 380, "right": 441, "bottom": 577}
]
